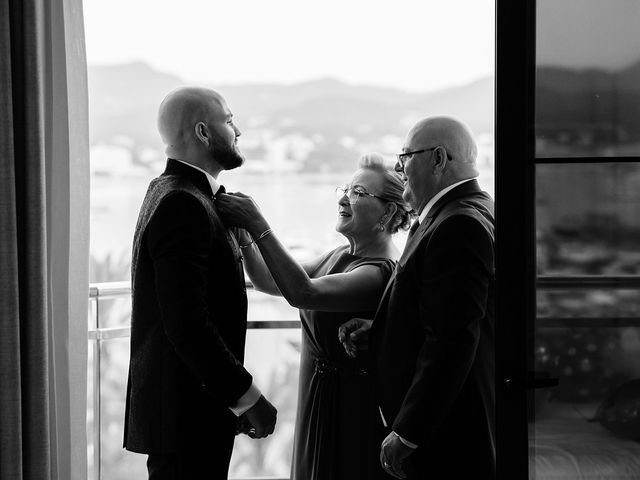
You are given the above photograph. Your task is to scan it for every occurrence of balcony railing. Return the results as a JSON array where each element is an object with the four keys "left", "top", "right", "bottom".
[
  {"left": 88, "top": 281, "right": 298, "bottom": 480},
  {"left": 89, "top": 275, "right": 640, "bottom": 479}
]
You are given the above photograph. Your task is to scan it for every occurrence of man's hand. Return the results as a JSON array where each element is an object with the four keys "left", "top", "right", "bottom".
[
  {"left": 235, "top": 415, "right": 253, "bottom": 436},
  {"left": 337, "top": 318, "right": 373, "bottom": 357},
  {"left": 380, "top": 432, "right": 415, "bottom": 479},
  {"left": 241, "top": 395, "right": 277, "bottom": 439}
]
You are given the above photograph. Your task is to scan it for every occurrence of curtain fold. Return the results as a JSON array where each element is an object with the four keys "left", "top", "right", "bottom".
[
  {"left": 0, "top": 0, "right": 89, "bottom": 478},
  {"left": 1, "top": 0, "right": 51, "bottom": 478}
]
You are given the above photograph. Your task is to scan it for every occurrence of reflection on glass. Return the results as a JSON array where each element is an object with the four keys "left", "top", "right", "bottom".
[
  {"left": 229, "top": 329, "right": 300, "bottom": 478},
  {"left": 90, "top": 310, "right": 300, "bottom": 480},
  {"left": 536, "top": 163, "right": 640, "bottom": 275},
  {"left": 91, "top": 296, "right": 132, "bottom": 329},
  {"left": 530, "top": 327, "right": 640, "bottom": 479},
  {"left": 247, "top": 289, "right": 299, "bottom": 322},
  {"left": 533, "top": 326, "right": 625, "bottom": 403},
  {"left": 538, "top": 289, "right": 640, "bottom": 321},
  {"left": 98, "top": 338, "right": 145, "bottom": 480},
  {"left": 243, "top": 292, "right": 299, "bottom": 476},
  {"left": 536, "top": 0, "right": 640, "bottom": 157},
  {"left": 86, "top": 340, "right": 96, "bottom": 478},
  {"left": 87, "top": 312, "right": 300, "bottom": 480}
]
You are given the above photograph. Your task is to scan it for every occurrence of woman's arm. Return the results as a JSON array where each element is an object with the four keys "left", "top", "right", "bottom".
[
  {"left": 255, "top": 227, "right": 387, "bottom": 311},
  {"left": 218, "top": 193, "right": 388, "bottom": 312},
  {"left": 237, "top": 229, "right": 325, "bottom": 296},
  {"left": 236, "top": 229, "right": 281, "bottom": 296}
]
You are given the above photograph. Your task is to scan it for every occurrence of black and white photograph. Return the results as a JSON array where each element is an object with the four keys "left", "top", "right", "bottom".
[{"left": 2, "top": 0, "right": 640, "bottom": 479}]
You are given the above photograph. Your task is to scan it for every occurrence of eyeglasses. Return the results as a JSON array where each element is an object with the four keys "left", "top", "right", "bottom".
[
  {"left": 335, "top": 185, "right": 391, "bottom": 205},
  {"left": 395, "top": 146, "right": 452, "bottom": 172}
]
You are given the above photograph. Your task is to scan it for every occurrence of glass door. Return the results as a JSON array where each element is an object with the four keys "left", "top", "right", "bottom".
[
  {"left": 531, "top": 1, "right": 640, "bottom": 478},
  {"left": 497, "top": 1, "right": 640, "bottom": 478}
]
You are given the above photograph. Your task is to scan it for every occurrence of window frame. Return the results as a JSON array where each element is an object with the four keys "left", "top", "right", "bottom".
[{"left": 495, "top": 0, "right": 537, "bottom": 477}]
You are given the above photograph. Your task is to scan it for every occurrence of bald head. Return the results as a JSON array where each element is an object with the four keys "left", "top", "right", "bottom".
[
  {"left": 406, "top": 116, "right": 479, "bottom": 180},
  {"left": 399, "top": 116, "right": 479, "bottom": 213},
  {"left": 156, "top": 87, "right": 244, "bottom": 174},
  {"left": 157, "top": 87, "right": 226, "bottom": 156}
]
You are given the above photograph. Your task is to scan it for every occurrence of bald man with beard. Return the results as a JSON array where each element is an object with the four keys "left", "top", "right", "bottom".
[
  {"left": 123, "top": 87, "right": 277, "bottom": 479},
  {"left": 340, "top": 117, "right": 495, "bottom": 479}
]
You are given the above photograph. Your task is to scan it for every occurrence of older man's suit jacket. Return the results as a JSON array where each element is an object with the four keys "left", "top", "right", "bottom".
[
  {"left": 123, "top": 159, "right": 251, "bottom": 454},
  {"left": 371, "top": 179, "right": 495, "bottom": 478}
]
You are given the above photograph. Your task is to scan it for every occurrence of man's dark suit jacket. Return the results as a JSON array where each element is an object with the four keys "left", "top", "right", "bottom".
[
  {"left": 123, "top": 159, "right": 252, "bottom": 454},
  {"left": 371, "top": 179, "right": 495, "bottom": 478}
]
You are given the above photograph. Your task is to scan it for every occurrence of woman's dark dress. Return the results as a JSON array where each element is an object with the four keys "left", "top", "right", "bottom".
[{"left": 291, "top": 245, "right": 395, "bottom": 480}]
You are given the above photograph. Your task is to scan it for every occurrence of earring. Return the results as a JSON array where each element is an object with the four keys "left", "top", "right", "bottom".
[{"left": 379, "top": 222, "right": 385, "bottom": 232}]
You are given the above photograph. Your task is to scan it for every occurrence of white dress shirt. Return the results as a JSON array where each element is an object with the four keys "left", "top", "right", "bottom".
[
  {"left": 174, "top": 159, "right": 261, "bottom": 416},
  {"left": 418, "top": 178, "right": 476, "bottom": 224}
]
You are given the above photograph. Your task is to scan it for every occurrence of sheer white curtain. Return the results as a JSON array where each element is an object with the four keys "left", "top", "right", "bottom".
[
  {"left": 0, "top": 0, "right": 89, "bottom": 478},
  {"left": 46, "top": 1, "right": 90, "bottom": 479}
]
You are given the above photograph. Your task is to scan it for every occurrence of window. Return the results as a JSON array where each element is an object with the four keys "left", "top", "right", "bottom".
[{"left": 83, "top": 1, "right": 495, "bottom": 478}]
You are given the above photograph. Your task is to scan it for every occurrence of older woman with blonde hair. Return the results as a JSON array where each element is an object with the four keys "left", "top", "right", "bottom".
[{"left": 216, "top": 152, "right": 411, "bottom": 479}]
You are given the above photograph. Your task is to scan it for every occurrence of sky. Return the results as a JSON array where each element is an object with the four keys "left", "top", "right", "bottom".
[{"left": 82, "top": 0, "right": 495, "bottom": 93}]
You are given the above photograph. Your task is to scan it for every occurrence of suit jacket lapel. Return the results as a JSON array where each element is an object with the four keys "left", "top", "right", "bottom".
[
  {"left": 398, "top": 218, "right": 431, "bottom": 265},
  {"left": 373, "top": 219, "right": 431, "bottom": 323},
  {"left": 163, "top": 158, "right": 243, "bottom": 262},
  {"left": 400, "top": 179, "right": 484, "bottom": 263}
]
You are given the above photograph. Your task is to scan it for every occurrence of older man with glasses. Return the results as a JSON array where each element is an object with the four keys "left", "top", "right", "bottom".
[{"left": 340, "top": 116, "right": 496, "bottom": 479}]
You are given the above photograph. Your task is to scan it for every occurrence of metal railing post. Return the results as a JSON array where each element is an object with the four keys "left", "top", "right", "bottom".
[{"left": 93, "top": 294, "right": 101, "bottom": 480}]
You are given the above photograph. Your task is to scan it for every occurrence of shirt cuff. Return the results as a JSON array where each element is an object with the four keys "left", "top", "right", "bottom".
[
  {"left": 229, "top": 382, "right": 262, "bottom": 416},
  {"left": 393, "top": 431, "right": 418, "bottom": 449}
]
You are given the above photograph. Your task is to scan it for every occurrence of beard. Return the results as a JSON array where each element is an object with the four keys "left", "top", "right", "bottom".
[{"left": 211, "top": 135, "right": 245, "bottom": 170}]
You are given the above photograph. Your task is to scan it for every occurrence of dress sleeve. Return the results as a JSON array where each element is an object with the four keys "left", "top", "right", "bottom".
[
  {"left": 305, "top": 245, "right": 343, "bottom": 277},
  {"left": 352, "top": 257, "right": 396, "bottom": 283}
]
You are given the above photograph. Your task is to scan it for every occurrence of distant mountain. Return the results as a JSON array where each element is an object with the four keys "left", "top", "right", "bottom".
[
  {"left": 88, "top": 62, "right": 184, "bottom": 147},
  {"left": 87, "top": 62, "right": 495, "bottom": 155},
  {"left": 88, "top": 57, "right": 640, "bottom": 169}
]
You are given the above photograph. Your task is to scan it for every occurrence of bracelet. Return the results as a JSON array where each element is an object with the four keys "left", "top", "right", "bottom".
[{"left": 239, "top": 228, "right": 273, "bottom": 249}]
